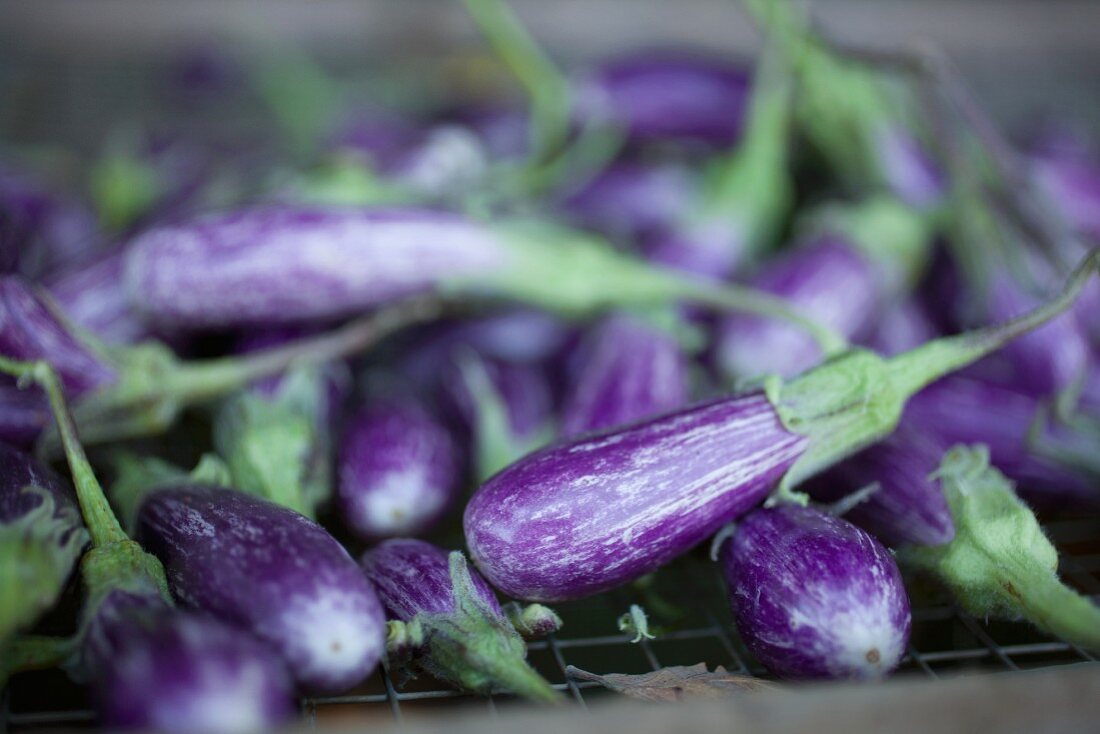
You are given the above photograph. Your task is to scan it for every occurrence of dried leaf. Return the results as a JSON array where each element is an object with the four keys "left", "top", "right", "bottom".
[{"left": 566, "top": 663, "right": 775, "bottom": 702}]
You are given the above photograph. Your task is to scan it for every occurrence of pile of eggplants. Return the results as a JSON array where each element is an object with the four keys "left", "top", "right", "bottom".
[{"left": 3, "top": 0, "right": 1100, "bottom": 727}]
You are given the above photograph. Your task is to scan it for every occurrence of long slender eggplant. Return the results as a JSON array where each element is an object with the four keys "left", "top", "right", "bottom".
[
  {"left": 902, "top": 445, "right": 1100, "bottom": 652},
  {"left": 0, "top": 442, "right": 88, "bottom": 644},
  {"left": 337, "top": 395, "right": 461, "bottom": 540},
  {"left": 0, "top": 358, "right": 295, "bottom": 732},
  {"left": 361, "top": 539, "right": 560, "bottom": 702},
  {"left": 464, "top": 250, "right": 1099, "bottom": 601},
  {"left": 718, "top": 504, "right": 911, "bottom": 679},
  {"left": 134, "top": 485, "right": 386, "bottom": 693},
  {"left": 560, "top": 311, "right": 689, "bottom": 436}
]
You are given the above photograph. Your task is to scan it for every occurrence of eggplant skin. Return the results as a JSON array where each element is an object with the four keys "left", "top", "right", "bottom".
[
  {"left": 464, "top": 393, "right": 807, "bottom": 602},
  {"left": 123, "top": 206, "right": 510, "bottom": 329},
  {"left": 87, "top": 594, "right": 295, "bottom": 734},
  {"left": 338, "top": 399, "right": 461, "bottom": 541},
  {"left": 720, "top": 504, "right": 911, "bottom": 680},
  {"left": 136, "top": 486, "right": 386, "bottom": 694},
  {"left": 361, "top": 538, "right": 501, "bottom": 620}
]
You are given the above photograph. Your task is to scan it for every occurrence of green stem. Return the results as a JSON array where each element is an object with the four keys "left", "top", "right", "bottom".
[
  {"left": 1010, "top": 571, "right": 1100, "bottom": 652},
  {"left": 482, "top": 656, "right": 562, "bottom": 704},
  {"left": 463, "top": 0, "right": 570, "bottom": 164},
  {"left": 0, "top": 358, "right": 126, "bottom": 548},
  {"left": 887, "top": 248, "right": 1100, "bottom": 399},
  {"left": 1, "top": 635, "right": 75, "bottom": 679}
]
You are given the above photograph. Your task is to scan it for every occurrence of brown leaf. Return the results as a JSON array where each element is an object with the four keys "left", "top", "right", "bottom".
[{"left": 566, "top": 663, "right": 776, "bottom": 702}]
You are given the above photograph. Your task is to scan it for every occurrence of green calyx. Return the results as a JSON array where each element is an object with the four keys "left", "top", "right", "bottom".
[
  {"left": 109, "top": 453, "right": 231, "bottom": 533},
  {"left": 81, "top": 540, "right": 171, "bottom": 613},
  {"left": 0, "top": 488, "right": 89, "bottom": 644},
  {"left": 902, "top": 446, "right": 1100, "bottom": 652},
  {"left": 390, "top": 552, "right": 561, "bottom": 703},
  {"left": 768, "top": 248, "right": 1100, "bottom": 495},
  {"left": 504, "top": 602, "right": 563, "bottom": 640},
  {"left": 213, "top": 367, "right": 332, "bottom": 517},
  {"left": 617, "top": 604, "right": 656, "bottom": 644},
  {"left": 0, "top": 635, "right": 76, "bottom": 687}
]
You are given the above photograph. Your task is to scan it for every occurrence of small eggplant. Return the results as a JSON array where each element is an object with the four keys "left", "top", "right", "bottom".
[
  {"left": 1029, "top": 135, "right": 1100, "bottom": 241},
  {"left": 0, "top": 442, "right": 88, "bottom": 644},
  {"left": 46, "top": 249, "right": 154, "bottom": 346},
  {"left": 361, "top": 539, "right": 560, "bottom": 702},
  {"left": 560, "top": 311, "right": 689, "bottom": 436},
  {"left": 573, "top": 53, "right": 751, "bottom": 148},
  {"left": 718, "top": 504, "right": 911, "bottom": 679},
  {"left": 0, "top": 381, "right": 50, "bottom": 448},
  {"left": 465, "top": 250, "right": 1099, "bottom": 601},
  {"left": 135, "top": 486, "right": 386, "bottom": 693},
  {"left": 337, "top": 396, "right": 461, "bottom": 540},
  {"left": 1, "top": 275, "right": 118, "bottom": 396}
]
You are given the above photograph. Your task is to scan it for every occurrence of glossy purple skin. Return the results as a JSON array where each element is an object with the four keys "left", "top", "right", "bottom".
[
  {"left": 0, "top": 441, "right": 84, "bottom": 541},
  {"left": 574, "top": 53, "right": 750, "bottom": 147},
  {"left": 807, "top": 425, "right": 955, "bottom": 548},
  {"left": 719, "top": 504, "right": 911, "bottom": 680},
  {"left": 715, "top": 235, "right": 878, "bottom": 380},
  {"left": 873, "top": 126, "right": 945, "bottom": 210},
  {"left": 46, "top": 249, "right": 152, "bottom": 345},
  {"left": 86, "top": 592, "right": 295, "bottom": 734},
  {"left": 136, "top": 486, "right": 386, "bottom": 693},
  {"left": 561, "top": 312, "right": 689, "bottom": 436},
  {"left": 464, "top": 392, "right": 808, "bottom": 602},
  {"left": 123, "top": 206, "right": 510, "bottom": 328},
  {"left": 0, "top": 163, "right": 101, "bottom": 279},
  {"left": 338, "top": 397, "right": 461, "bottom": 540},
  {"left": 0, "top": 275, "right": 118, "bottom": 396},
  {"left": 558, "top": 162, "right": 697, "bottom": 244},
  {"left": 0, "top": 382, "right": 50, "bottom": 449},
  {"left": 443, "top": 354, "right": 554, "bottom": 442},
  {"left": 905, "top": 376, "right": 1099, "bottom": 509},
  {"left": 361, "top": 539, "right": 501, "bottom": 621}
]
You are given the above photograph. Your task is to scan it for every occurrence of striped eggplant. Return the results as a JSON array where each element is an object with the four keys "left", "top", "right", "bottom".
[
  {"left": 337, "top": 395, "right": 461, "bottom": 540},
  {"left": 464, "top": 249, "right": 1099, "bottom": 601},
  {"left": 573, "top": 53, "right": 751, "bottom": 148},
  {"left": 361, "top": 538, "right": 560, "bottom": 702},
  {"left": 135, "top": 486, "right": 386, "bottom": 693},
  {"left": 0, "top": 442, "right": 88, "bottom": 644},
  {"left": 718, "top": 504, "right": 911, "bottom": 679},
  {"left": 122, "top": 205, "right": 832, "bottom": 334},
  {"left": 560, "top": 311, "right": 689, "bottom": 436},
  {"left": 46, "top": 249, "right": 153, "bottom": 346},
  {"left": 0, "top": 381, "right": 50, "bottom": 448},
  {"left": 806, "top": 425, "right": 955, "bottom": 548},
  {"left": 1, "top": 275, "right": 118, "bottom": 396},
  {"left": 903, "top": 445, "right": 1100, "bottom": 652},
  {"left": 715, "top": 197, "right": 928, "bottom": 380}
]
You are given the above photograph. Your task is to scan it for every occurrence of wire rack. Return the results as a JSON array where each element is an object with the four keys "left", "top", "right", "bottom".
[{"left": 3, "top": 515, "right": 1099, "bottom": 732}]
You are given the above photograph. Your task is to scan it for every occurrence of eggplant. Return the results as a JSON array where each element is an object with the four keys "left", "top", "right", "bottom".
[
  {"left": 715, "top": 197, "right": 929, "bottom": 380},
  {"left": 0, "top": 442, "right": 88, "bottom": 644},
  {"left": 560, "top": 311, "right": 689, "bottom": 436},
  {"left": 337, "top": 395, "right": 461, "bottom": 540},
  {"left": 903, "top": 445, "right": 1100, "bottom": 652},
  {"left": 862, "top": 298, "right": 939, "bottom": 357},
  {"left": 1, "top": 275, "right": 118, "bottom": 396},
  {"left": 718, "top": 504, "right": 911, "bottom": 679},
  {"left": 0, "top": 358, "right": 296, "bottom": 732},
  {"left": 807, "top": 425, "right": 955, "bottom": 548},
  {"left": 573, "top": 53, "right": 751, "bottom": 148},
  {"left": 135, "top": 485, "right": 386, "bottom": 693},
  {"left": 0, "top": 381, "right": 50, "bottom": 448},
  {"left": 1030, "top": 134, "right": 1100, "bottom": 241},
  {"left": 46, "top": 249, "right": 154, "bottom": 346},
  {"left": 465, "top": 250, "right": 1098, "bottom": 601},
  {"left": 904, "top": 376, "right": 1099, "bottom": 509},
  {"left": 361, "top": 538, "right": 560, "bottom": 702}
]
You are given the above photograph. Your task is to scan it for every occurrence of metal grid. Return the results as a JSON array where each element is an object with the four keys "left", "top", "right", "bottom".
[{"left": 3, "top": 516, "right": 1098, "bottom": 732}]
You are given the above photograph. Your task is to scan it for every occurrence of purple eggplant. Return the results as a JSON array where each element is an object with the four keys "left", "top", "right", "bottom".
[
  {"left": 872, "top": 126, "right": 946, "bottom": 210},
  {"left": 465, "top": 249, "right": 1099, "bottom": 601},
  {"left": 337, "top": 396, "right": 461, "bottom": 540},
  {"left": 1, "top": 276, "right": 118, "bottom": 396},
  {"left": 807, "top": 425, "right": 955, "bottom": 548},
  {"left": 0, "top": 381, "right": 50, "bottom": 448},
  {"left": 718, "top": 504, "right": 911, "bottom": 679},
  {"left": 904, "top": 376, "right": 1099, "bottom": 510},
  {"left": 0, "top": 442, "right": 88, "bottom": 643},
  {"left": 46, "top": 249, "right": 153, "bottom": 346},
  {"left": 86, "top": 595, "right": 296, "bottom": 734},
  {"left": 466, "top": 393, "right": 808, "bottom": 601},
  {"left": 560, "top": 312, "right": 689, "bottom": 436},
  {"left": 135, "top": 486, "right": 386, "bottom": 693},
  {"left": 1029, "top": 138, "right": 1100, "bottom": 242},
  {"left": 573, "top": 53, "right": 751, "bottom": 148},
  {"left": 862, "top": 298, "right": 939, "bottom": 357},
  {"left": 361, "top": 539, "right": 560, "bottom": 701}
]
